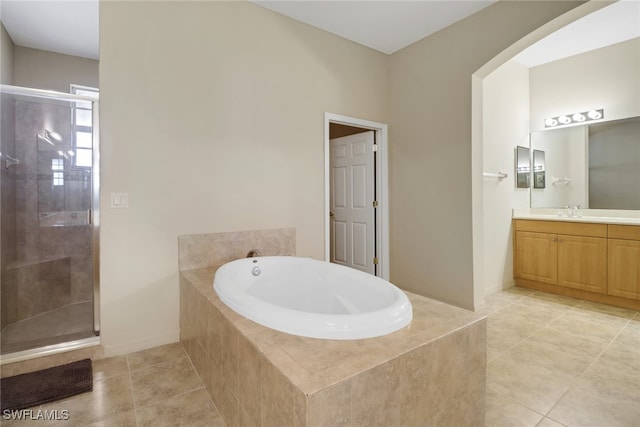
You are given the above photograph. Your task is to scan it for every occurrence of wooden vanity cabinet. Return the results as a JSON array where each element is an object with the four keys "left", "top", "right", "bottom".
[
  {"left": 607, "top": 225, "right": 640, "bottom": 300},
  {"left": 514, "top": 220, "right": 607, "bottom": 293},
  {"left": 514, "top": 219, "right": 640, "bottom": 310}
]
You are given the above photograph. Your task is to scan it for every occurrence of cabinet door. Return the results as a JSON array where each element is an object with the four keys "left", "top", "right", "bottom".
[
  {"left": 558, "top": 235, "right": 607, "bottom": 293},
  {"left": 608, "top": 239, "right": 640, "bottom": 300},
  {"left": 515, "top": 231, "right": 557, "bottom": 284}
]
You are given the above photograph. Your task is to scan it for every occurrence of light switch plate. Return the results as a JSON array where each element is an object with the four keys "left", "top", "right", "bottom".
[{"left": 111, "top": 192, "right": 129, "bottom": 208}]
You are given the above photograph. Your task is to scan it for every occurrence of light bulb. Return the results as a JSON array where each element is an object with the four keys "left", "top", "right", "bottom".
[
  {"left": 572, "top": 113, "right": 585, "bottom": 122},
  {"left": 587, "top": 110, "right": 602, "bottom": 120},
  {"left": 558, "top": 116, "right": 571, "bottom": 125},
  {"left": 545, "top": 118, "right": 558, "bottom": 127}
]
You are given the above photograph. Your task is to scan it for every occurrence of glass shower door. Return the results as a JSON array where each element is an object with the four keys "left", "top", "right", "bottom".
[{"left": 0, "top": 85, "right": 99, "bottom": 356}]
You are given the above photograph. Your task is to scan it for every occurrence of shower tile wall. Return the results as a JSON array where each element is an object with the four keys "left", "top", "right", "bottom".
[
  {"left": 1, "top": 94, "right": 17, "bottom": 330},
  {"left": 1, "top": 96, "right": 93, "bottom": 328}
]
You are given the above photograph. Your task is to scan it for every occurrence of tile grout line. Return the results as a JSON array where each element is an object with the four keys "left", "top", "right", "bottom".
[
  {"left": 487, "top": 289, "right": 592, "bottom": 418},
  {"left": 487, "top": 382, "right": 549, "bottom": 422},
  {"left": 486, "top": 287, "right": 639, "bottom": 426},
  {"left": 127, "top": 346, "right": 189, "bottom": 373},
  {"left": 126, "top": 354, "right": 140, "bottom": 427},
  {"left": 541, "top": 315, "right": 633, "bottom": 420},
  {"left": 179, "top": 349, "right": 217, "bottom": 413},
  {"left": 483, "top": 290, "right": 533, "bottom": 315},
  {"left": 535, "top": 415, "right": 570, "bottom": 427},
  {"left": 179, "top": 343, "right": 226, "bottom": 423},
  {"left": 487, "top": 290, "right": 574, "bottom": 362}
]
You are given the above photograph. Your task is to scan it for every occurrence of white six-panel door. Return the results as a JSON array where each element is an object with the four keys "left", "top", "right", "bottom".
[{"left": 330, "top": 131, "right": 375, "bottom": 274}]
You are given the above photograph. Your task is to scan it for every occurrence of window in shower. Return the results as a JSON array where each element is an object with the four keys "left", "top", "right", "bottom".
[
  {"left": 71, "top": 85, "right": 98, "bottom": 169},
  {"left": 52, "top": 158, "right": 64, "bottom": 186}
]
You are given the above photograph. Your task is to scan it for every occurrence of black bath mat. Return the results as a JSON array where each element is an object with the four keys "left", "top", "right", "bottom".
[{"left": 1, "top": 358, "right": 93, "bottom": 411}]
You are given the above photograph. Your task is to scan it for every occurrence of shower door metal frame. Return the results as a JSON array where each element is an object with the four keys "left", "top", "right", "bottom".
[{"left": 0, "top": 84, "right": 101, "bottom": 352}]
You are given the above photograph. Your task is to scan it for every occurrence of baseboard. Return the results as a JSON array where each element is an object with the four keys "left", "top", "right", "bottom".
[
  {"left": 515, "top": 278, "right": 640, "bottom": 311},
  {"left": 102, "top": 331, "right": 180, "bottom": 357},
  {"left": 484, "top": 279, "right": 515, "bottom": 297}
]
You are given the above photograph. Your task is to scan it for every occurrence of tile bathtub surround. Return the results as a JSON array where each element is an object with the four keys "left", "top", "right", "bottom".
[
  {"left": 180, "top": 266, "right": 487, "bottom": 426},
  {"left": 178, "top": 228, "right": 296, "bottom": 272}
]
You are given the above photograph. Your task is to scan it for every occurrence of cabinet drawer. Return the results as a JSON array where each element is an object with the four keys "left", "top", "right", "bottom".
[
  {"left": 608, "top": 224, "right": 640, "bottom": 241},
  {"left": 514, "top": 219, "right": 607, "bottom": 238}
]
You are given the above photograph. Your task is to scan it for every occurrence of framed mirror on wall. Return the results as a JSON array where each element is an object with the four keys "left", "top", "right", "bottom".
[
  {"left": 515, "top": 145, "right": 530, "bottom": 188},
  {"left": 529, "top": 115, "right": 640, "bottom": 209},
  {"left": 533, "top": 149, "right": 545, "bottom": 189}
]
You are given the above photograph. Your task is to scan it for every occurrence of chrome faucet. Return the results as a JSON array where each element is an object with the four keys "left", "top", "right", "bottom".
[
  {"left": 573, "top": 204, "right": 582, "bottom": 217},
  {"left": 563, "top": 204, "right": 582, "bottom": 218},
  {"left": 561, "top": 206, "right": 573, "bottom": 217},
  {"left": 246, "top": 249, "right": 262, "bottom": 258}
]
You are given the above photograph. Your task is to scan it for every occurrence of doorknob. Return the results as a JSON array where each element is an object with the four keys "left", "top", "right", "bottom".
[{"left": 329, "top": 211, "right": 335, "bottom": 217}]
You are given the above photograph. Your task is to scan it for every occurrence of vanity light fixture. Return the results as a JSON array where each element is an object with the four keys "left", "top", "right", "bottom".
[{"left": 544, "top": 108, "right": 604, "bottom": 128}]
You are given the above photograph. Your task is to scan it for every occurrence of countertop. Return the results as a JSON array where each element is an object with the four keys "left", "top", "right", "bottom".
[{"left": 513, "top": 209, "right": 640, "bottom": 226}]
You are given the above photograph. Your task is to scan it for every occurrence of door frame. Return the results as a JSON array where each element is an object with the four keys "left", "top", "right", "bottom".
[{"left": 324, "top": 113, "right": 389, "bottom": 280}]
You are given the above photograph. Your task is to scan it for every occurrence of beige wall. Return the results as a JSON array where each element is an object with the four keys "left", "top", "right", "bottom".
[
  {"left": 530, "top": 37, "right": 640, "bottom": 131},
  {"left": 388, "top": 1, "right": 584, "bottom": 309},
  {"left": 482, "top": 60, "right": 530, "bottom": 296},
  {"left": 13, "top": 46, "right": 98, "bottom": 92},
  {"left": 99, "top": 1, "right": 389, "bottom": 355},
  {"left": 1, "top": 22, "right": 14, "bottom": 85}
]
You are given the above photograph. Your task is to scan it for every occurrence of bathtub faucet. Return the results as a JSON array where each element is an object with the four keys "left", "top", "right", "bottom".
[{"left": 246, "top": 249, "right": 262, "bottom": 258}]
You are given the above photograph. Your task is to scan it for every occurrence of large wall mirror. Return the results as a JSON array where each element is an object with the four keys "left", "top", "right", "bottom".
[{"left": 529, "top": 116, "right": 640, "bottom": 210}]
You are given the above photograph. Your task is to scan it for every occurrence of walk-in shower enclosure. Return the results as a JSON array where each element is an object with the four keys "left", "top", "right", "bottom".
[{"left": 0, "top": 85, "right": 99, "bottom": 358}]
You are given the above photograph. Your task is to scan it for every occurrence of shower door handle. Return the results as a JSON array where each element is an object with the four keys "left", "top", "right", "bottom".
[{"left": 87, "top": 209, "right": 92, "bottom": 225}]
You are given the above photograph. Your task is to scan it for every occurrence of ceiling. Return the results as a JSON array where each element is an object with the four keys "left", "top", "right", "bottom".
[
  {"left": 0, "top": 1, "right": 638, "bottom": 67},
  {"left": 1, "top": 0, "right": 99, "bottom": 60},
  {"left": 513, "top": 0, "right": 640, "bottom": 67},
  {"left": 250, "top": 0, "right": 496, "bottom": 55}
]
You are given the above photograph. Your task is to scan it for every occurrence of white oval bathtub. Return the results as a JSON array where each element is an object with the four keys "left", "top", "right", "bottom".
[{"left": 213, "top": 256, "right": 412, "bottom": 340}]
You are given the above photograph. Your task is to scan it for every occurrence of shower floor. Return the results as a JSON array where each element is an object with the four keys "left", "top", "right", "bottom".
[{"left": 1, "top": 301, "right": 95, "bottom": 354}]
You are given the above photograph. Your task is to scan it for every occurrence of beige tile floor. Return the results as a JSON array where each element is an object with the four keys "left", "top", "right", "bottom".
[
  {"left": 1, "top": 342, "right": 223, "bottom": 426},
  {"left": 2, "top": 288, "right": 638, "bottom": 426},
  {"left": 483, "top": 287, "right": 640, "bottom": 427}
]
